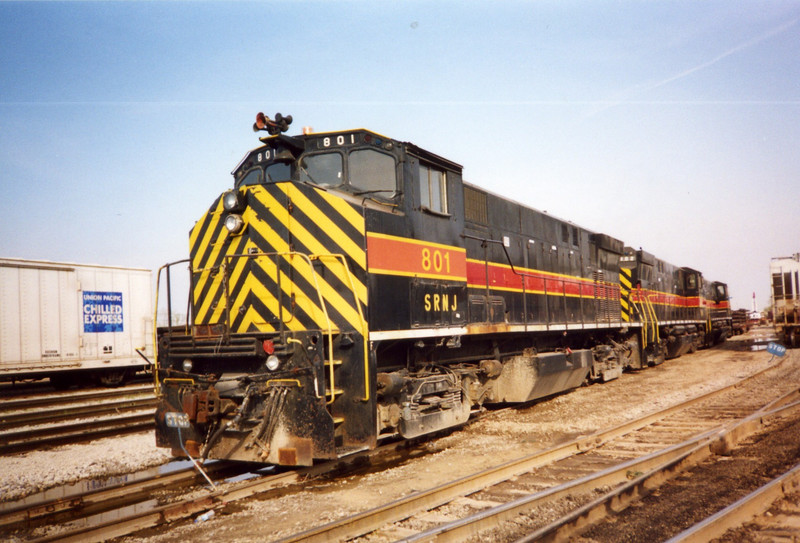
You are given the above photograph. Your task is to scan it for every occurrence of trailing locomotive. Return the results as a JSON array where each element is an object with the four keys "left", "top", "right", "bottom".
[{"left": 154, "top": 113, "right": 732, "bottom": 466}]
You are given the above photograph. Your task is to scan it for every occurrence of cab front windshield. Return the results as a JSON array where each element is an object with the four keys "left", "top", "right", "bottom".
[
  {"left": 300, "top": 149, "right": 396, "bottom": 194},
  {"left": 236, "top": 162, "right": 292, "bottom": 188},
  {"left": 235, "top": 147, "right": 397, "bottom": 196}
]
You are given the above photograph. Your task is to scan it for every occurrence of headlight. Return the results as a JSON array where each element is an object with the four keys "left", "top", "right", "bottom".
[
  {"left": 182, "top": 359, "right": 193, "bottom": 372},
  {"left": 222, "top": 190, "right": 243, "bottom": 211},
  {"left": 224, "top": 213, "right": 244, "bottom": 233},
  {"left": 266, "top": 355, "right": 280, "bottom": 371}
]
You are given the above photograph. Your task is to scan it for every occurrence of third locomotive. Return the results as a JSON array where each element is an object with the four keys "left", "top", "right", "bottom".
[{"left": 155, "top": 113, "right": 732, "bottom": 466}]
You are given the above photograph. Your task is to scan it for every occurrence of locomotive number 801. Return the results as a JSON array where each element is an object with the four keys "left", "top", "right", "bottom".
[{"left": 154, "top": 113, "right": 732, "bottom": 466}]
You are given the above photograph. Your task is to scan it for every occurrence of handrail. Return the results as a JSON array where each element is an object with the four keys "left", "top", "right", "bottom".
[
  {"left": 225, "top": 250, "right": 370, "bottom": 405},
  {"left": 646, "top": 294, "right": 660, "bottom": 343},
  {"left": 313, "top": 254, "right": 370, "bottom": 402},
  {"left": 222, "top": 251, "right": 336, "bottom": 403},
  {"left": 630, "top": 290, "right": 659, "bottom": 350},
  {"left": 159, "top": 250, "right": 368, "bottom": 407},
  {"left": 153, "top": 258, "right": 191, "bottom": 396},
  {"left": 631, "top": 296, "right": 649, "bottom": 348}
]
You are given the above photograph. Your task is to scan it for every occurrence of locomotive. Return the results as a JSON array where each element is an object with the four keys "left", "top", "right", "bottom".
[{"left": 154, "top": 113, "right": 732, "bottom": 466}]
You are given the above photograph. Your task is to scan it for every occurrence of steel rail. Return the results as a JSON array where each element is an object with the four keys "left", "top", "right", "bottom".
[
  {"left": 406, "top": 429, "right": 726, "bottom": 542},
  {"left": 665, "top": 448, "right": 800, "bottom": 541},
  {"left": 13, "top": 421, "right": 440, "bottom": 541},
  {"left": 0, "top": 461, "right": 250, "bottom": 533},
  {"left": 24, "top": 352, "right": 790, "bottom": 543},
  {"left": 0, "top": 413, "right": 154, "bottom": 454},
  {"left": 512, "top": 396, "right": 800, "bottom": 543},
  {"left": 1, "top": 397, "right": 156, "bottom": 429},
  {"left": 275, "top": 358, "right": 788, "bottom": 543},
  {"left": 26, "top": 450, "right": 379, "bottom": 543},
  {"left": 0, "top": 384, "right": 153, "bottom": 412},
  {"left": 23, "top": 431, "right": 449, "bottom": 543}
]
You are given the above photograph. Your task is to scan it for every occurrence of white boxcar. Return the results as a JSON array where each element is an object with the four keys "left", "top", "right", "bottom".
[
  {"left": 771, "top": 253, "right": 800, "bottom": 348},
  {"left": 0, "top": 257, "right": 153, "bottom": 387}
]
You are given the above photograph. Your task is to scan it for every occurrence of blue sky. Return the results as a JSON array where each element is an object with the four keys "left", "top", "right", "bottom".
[{"left": 1, "top": 1, "right": 799, "bottom": 313}]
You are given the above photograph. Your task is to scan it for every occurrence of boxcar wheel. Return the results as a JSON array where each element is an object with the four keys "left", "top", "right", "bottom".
[
  {"left": 50, "top": 373, "right": 77, "bottom": 390},
  {"left": 95, "top": 369, "right": 129, "bottom": 387}
]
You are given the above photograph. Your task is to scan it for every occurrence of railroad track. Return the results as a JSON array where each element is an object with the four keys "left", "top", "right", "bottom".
[
  {"left": 506, "top": 393, "right": 800, "bottom": 543},
  {"left": 0, "top": 376, "right": 152, "bottom": 400},
  {"left": 669, "top": 462, "right": 800, "bottom": 542},
  {"left": 0, "top": 460, "right": 258, "bottom": 535},
  {"left": 0, "top": 383, "right": 153, "bottom": 414},
  {"left": 0, "top": 384, "right": 155, "bottom": 454},
  {"left": 6, "top": 350, "right": 793, "bottom": 543},
  {"left": 274, "top": 354, "right": 799, "bottom": 542},
  {"left": 3, "top": 432, "right": 436, "bottom": 543}
]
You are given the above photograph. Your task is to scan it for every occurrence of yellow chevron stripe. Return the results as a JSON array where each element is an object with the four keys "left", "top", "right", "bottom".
[
  {"left": 195, "top": 269, "right": 222, "bottom": 323},
  {"left": 281, "top": 254, "right": 348, "bottom": 331},
  {"left": 260, "top": 185, "right": 367, "bottom": 305},
  {"left": 619, "top": 268, "right": 632, "bottom": 322},
  {"left": 195, "top": 234, "right": 245, "bottom": 324},
  {"left": 256, "top": 254, "right": 330, "bottom": 332},
  {"left": 313, "top": 185, "right": 366, "bottom": 232},
  {"left": 191, "top": 200, "right": 224, "bottom": 270},
  {"left": 192, "top": 212, "right": 233, "bottom": 308},
  {"left": 278, "top": 184, "right": 366, "bottom": 270},
  {"left": 189, "top": 206, "right": 214, "bottom": 261},
  {"left": 211, "top": 235, "right": 328, "bottom": 332},
  {"left": 240, "top": 305, "right": 277, "bottom": 333},
  {"left": 207, "top": 237, "right": 249, "bottom": 324},
  {"left": 236, "top": 271, "right": 308, "bottom": 332},
  {"left": 240, "top": 221, "right": 331, "bottom": 330},
  {"left": 245, "top": 202, "right": 363, "bottom": 332},
  {"left": 251, "top": 188, "right": 366, "bottom": 314}
]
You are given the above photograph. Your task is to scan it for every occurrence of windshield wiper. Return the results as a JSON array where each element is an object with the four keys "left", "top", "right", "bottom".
[{"left": 353, "top": 189, "right": 401, "bottom": 197}]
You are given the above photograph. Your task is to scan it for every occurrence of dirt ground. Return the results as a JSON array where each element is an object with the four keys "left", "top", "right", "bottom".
[{"left": 111, "top": 331, "right": 798, "bottom": 543}]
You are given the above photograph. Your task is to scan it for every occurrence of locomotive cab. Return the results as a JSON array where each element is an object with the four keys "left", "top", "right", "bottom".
[
  {"left": 678, "top": 267, "right": 703, "bottom": 322},
  {"left": 704, "top": 280, "right": 732, "bottom": 345},
  {"left": 156, "top": 121, "right": 472, "bottom": 465},
  {"left": 156, "top": 126, "right": 403, "bottom": 464}
]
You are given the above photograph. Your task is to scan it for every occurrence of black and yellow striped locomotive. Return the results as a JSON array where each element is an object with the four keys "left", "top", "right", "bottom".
[{"left": 154, "top": 113, "right": 732, "bottom": 465}]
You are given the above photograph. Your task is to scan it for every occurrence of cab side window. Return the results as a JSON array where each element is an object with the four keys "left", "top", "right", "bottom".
[{"left": 420, "top": 163, "right": 447, "bottom": 213}]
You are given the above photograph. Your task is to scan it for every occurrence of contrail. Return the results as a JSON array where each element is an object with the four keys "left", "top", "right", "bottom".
[
  {"left": 647, "top": 18, "right": 798, "bottom": 92},
  {"left": 587, "top": 17, "right": 799, "bottom": 116}
]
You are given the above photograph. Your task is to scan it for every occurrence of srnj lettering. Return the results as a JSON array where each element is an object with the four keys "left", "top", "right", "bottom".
[{"left": 424, "top": 293, "right": 458, "bottom": 312}]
